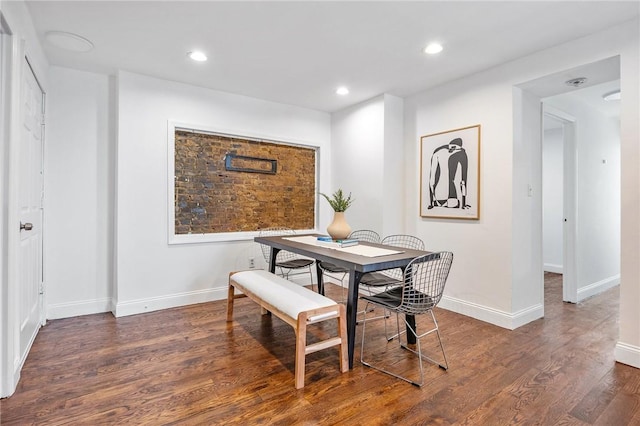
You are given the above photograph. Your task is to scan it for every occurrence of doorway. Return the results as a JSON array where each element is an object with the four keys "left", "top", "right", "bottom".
[
  {"left": 515, "top": 55, "right": 621, "bottom": 323},
  {"left": 0, "top": 34, "right": 47, "bottom": 396},
  {"left": 17, "top": 57, "right": 45, "bottom": 371},
  {"left": 541, "top": 77, "right": 621, "bottom": 305},
  {"left": 542, "top": 108, "right": 577, "bottom": 303}
]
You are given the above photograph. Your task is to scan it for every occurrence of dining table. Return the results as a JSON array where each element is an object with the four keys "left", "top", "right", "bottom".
[{"left": 254, "top": 233, "right": 429, "bottom": 369}]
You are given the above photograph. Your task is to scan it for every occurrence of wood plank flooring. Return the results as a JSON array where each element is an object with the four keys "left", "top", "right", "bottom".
[{"left": 1, "top": 272, "right": 639, "bottom": 425}]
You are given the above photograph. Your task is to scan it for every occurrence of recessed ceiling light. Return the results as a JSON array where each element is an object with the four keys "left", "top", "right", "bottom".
[
  {"left": 188, "top": 51, "right": 207, "bottom": 62},
  {"left": 424, "top": 42, "right": 443, "bottom": 55},
  {"left": 336, "top": 87, "right": 349, "bottom": 96},
  {"left": 603, "top": 90, "right": 621, "bottom": 101},
  {"left": 45, "top": 31, "right": 94, "bottom": 52}
]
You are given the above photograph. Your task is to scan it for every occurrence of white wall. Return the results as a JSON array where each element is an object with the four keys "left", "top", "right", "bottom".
[
  {"left": 614, "top": 23, "right": 639, "bottom": 367},
  {"left": 544, "top": 96, "right": 621, "bottom": 300},
  {"left": 382, "top": 94, "right": 405, "bottom": 237},
  {"left": 512, "top": 87, "right": 544, "bottom": 317},
  {"left": 115, "top": 71, "right": 331, "bottom": 316},
  {"left": 330, "top": 94, "right": 405, "bottom": 237},
  {"left": 405, "top": 80, "right": 516, "bottom": 327},
  {"left": 44, "top": 66, "right": 114, "bottom": 319},
  {"left": 403, "top": 18, "right": 639, "bottom": 345},
  {"left": 542, "top": 127, "right": 564, "bottom": 273},
  {"left": 330, "top": 95, "right": 385, "bottom": 233},
  {"left": 4, "top": 3, "right": 637, "bottom": 378}
]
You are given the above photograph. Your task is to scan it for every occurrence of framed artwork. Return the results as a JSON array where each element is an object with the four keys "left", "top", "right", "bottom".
[{"left": 420, "top": 125, "right": 481, "bottom": 220}]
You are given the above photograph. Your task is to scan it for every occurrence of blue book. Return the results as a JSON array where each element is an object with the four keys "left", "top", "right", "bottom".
[{"left": 316, "top": 237, "right": 359, "bottom": 248}]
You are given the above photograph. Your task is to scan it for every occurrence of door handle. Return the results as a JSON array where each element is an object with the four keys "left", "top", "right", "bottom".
[{"left": 20, "top": 222, "right": 33, "bottom": 231}]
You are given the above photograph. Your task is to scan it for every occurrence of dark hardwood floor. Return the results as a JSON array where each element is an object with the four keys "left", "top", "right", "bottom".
[{"left": 1, "top": 273, "right": 639, "bottom": 425}]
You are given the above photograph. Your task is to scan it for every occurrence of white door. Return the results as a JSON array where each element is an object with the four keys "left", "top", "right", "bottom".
[{"left": 17, "top": 59, "right": 44, "bottom": 361}]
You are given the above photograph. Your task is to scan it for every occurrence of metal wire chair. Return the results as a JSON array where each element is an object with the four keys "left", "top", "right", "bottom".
[
  {"left": 357, "top": 235, "right": 426, "bottom": 327},
  {"left": 360, "top": 251, "right": 453, "bottom": 387},
  {"left": 317, "top": 230, "right": 381, "bottom": 302},
  {"left": 258, "top": 227, "right": 315, "bottom": 289},
  {"left": 359, "top": 234, "right": 425, "bottom": 290}
]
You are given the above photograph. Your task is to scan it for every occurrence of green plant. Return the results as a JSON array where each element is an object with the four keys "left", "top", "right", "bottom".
[{"left": 320, "top": 189, "right": 354, "bottom": 212}]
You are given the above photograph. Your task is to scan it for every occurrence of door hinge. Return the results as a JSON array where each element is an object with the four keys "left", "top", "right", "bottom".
[{"left": 39, "top": 282, "right": 44, "bottom": 295}]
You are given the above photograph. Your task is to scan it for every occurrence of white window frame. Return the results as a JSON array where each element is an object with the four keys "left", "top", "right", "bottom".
[{"left": 167, "top": 120, "right": 319, "bottom": 244}]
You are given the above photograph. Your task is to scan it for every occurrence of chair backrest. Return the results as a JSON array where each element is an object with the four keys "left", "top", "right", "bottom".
[
  {"left": 398, "top": 252, "right": 454, "bottom": 315},
  {"left": 348, "top": 229, "right": 381, "bottom": 244},
  {"left": 258, "top": 227, "right": 297, "bottom": 263},
  {"left": 375, "top": 234, "right": 425, "bottom": 281},
  {"left": 381, "top": 234, "right": 425, "bottom": 251}
]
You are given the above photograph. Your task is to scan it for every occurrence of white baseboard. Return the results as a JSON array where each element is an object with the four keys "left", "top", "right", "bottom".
[
  {"left": 438, "top": 295, "right": 543, "bottom": 330},
  {"left": 114, "top": 287, "right": 228, "bottom": 317},
  {"left": 615, "top": 342, "right": 640, "bottom": 369},
  {"left": 107, "top": 268, "right": 314, "bottom": 318},
  {"left": 577, "top": 274, "right": 620, "bottom": 302},
  {"left": 47, "top": 297, "right": 113, "bottom": 320},
  {"left": 543, "top": 263, "right": 563, "bottom": 274}
]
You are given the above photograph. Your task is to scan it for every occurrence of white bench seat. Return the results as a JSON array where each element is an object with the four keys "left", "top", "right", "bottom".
[{"left": 227, "top": 270, "right": 348, "bottom": 389}]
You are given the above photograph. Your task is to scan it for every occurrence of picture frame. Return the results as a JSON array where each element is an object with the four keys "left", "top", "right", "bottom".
[{"left": 420, "top": 124, "right": 481, "bottom": 220}]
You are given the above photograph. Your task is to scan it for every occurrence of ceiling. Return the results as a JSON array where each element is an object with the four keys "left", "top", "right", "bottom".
[
  {"left": 26, "top": 1, "right": 639, "bottom": 113},
  {"left": 543, "top": 79, "right": 621, "bottom": 130}
]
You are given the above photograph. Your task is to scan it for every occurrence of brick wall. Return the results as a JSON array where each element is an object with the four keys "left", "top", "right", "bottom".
[{"left": 174, "top": 130, "right": 316, "bottom": 234}]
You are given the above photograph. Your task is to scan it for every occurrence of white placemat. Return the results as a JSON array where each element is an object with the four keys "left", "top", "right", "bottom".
[
  {"left": 282, "top": 236, "right": 320, "bottom": 245},
  {"left": 281, "top": 236, "right": 402, "bottom": 257},
  {"left": 336, "top": 245, "right": 403, "bottom": 257}
]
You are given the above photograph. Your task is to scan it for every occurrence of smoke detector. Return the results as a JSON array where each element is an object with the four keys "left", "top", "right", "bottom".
[{"left": 565, "top": 77, "right": 588, "bottom": 88}]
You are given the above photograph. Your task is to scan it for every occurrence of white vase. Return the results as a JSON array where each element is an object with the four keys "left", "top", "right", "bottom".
[{"left": 327, "top": 212, "right": 351, "bottom": 240}]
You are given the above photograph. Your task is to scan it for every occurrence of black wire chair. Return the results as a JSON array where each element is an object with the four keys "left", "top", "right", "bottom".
[
  {"left": 356, "top": 235, "right": 425, "bottom": 327},
  {"left": 359, "top": 234, "right": 425, "bottom": 291},
  {"left": 258, "top": 227, "right": 315, "bottom": 290},
  {"left": 360, "top": 251, "right": 453, "bottom": 386}
]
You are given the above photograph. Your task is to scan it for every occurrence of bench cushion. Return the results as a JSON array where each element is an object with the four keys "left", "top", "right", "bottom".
[{"left": 231, "top": 270, "right": 337, "bottom": 320}]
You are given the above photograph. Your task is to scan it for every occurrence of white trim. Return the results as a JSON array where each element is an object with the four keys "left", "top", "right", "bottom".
[
  {"left": 47, "top": 298, "right": 112, "bottom": 320},
  {"left": 23, "top": 55, "right": 46, "bottom": 330},
  {"left": 577, "top": 275, "right": 619, "bottom": 302},
  {"left": 114, "top": 286, "right": 228, "bottom": 317},
  {"left": 543, "top": 105, "right": 575, "bottom": 124},
  {"left": 1, "top": 28, "right": 23, "bottom": 399},
  {"left": 438, "top": 295, "right": 543, "bottom": 330},
  {"left": 114, "top": 268, "right": 315, "bottom": 318},
  {"left": 169, "top": 228, "right": 318, "bottom": 245},
  {"left": 166, "top": 120, "right": 321, "bottom": 245},
  {"left": 0, "top": 12, "right": 12, "bottom": 399},
  {"left": 614, "top": 342, "right": 640, "bottom": 369},
  {"left": 543, "top": 263, "right": 563, "bottom": 273}
]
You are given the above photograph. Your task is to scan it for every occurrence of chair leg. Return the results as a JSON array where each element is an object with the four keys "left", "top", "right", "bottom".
[
  {"left": 432, "top": 311, "right": 449, "bottom": 370},
  {"left": 356, "top": 286, "right": 390, "bottom": 325},
  {"left": 278, "top": 266, "right": 316, "bottom": 293},
  {"left": 408, "top": 322, "right": 424, "bottom": 386},
  {"left": 400, "top": 311, "right": 448, "bottom": 370},
  {"left": 385, "top": 311, "right": 405, "bottom": 342},
  {"left": 359, "top": 302, "right": 370, "bottom": 363},
  {"left": 361, "top": 308, "right": 448, "bottom": 387},
  {"left": 307, "top": 265, "right": 315, "bottom": 292}
]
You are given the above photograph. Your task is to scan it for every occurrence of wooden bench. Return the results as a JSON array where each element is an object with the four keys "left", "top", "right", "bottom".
[{"left": 227, "top": 270, "right": 348, "bottom": 389}]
